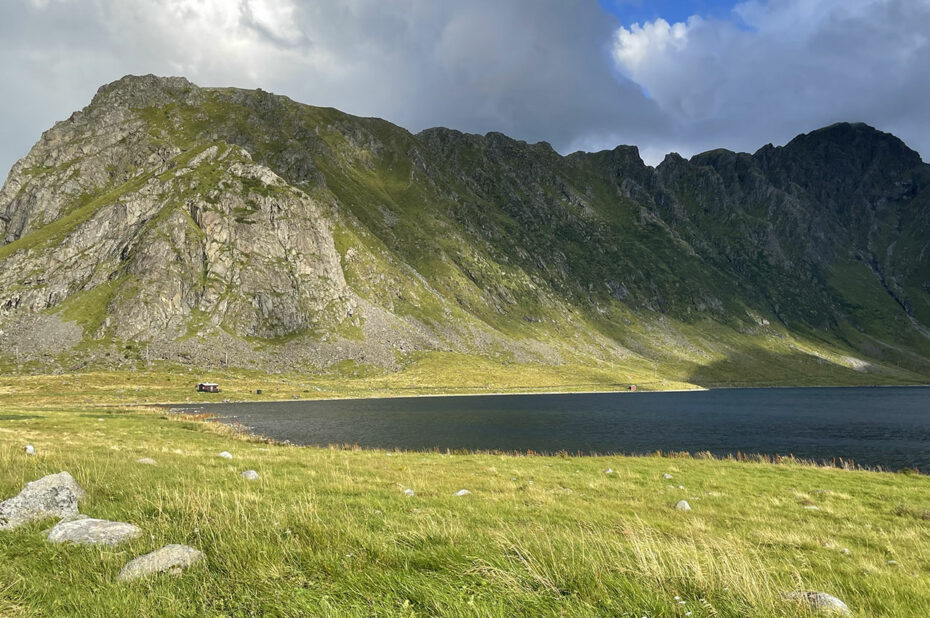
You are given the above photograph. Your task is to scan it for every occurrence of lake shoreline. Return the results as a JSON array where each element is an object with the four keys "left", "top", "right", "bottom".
[{"left": 165, "top": 381, "right": 929, "bottom": 408}]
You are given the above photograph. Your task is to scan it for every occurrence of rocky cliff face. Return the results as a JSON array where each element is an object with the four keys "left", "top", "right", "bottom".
[{"left": 1, "top": 75, "right": 928, "bottom": 383}]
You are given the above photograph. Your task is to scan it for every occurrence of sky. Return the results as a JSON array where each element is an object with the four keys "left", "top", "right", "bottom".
[{"left": 1, "top": 0, "right": 929, "bottom": 176}]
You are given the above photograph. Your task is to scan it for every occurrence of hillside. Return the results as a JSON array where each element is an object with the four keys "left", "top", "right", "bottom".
[{"left": 1, "top": 75, "right": 929, "bottom": 388}]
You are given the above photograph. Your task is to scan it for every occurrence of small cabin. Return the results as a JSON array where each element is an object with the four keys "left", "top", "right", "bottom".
[{"left": 197, "top": 382, "right": 221, "bottom": 393}]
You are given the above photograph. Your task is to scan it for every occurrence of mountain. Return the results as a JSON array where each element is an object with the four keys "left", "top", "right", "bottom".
[{"left": 1, "top": 74, "right": 929, "bottom": 387}]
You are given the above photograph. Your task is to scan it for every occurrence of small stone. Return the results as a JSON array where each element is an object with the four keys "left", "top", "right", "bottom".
[
  {"left": 24, "top": 445, "right": 35, "bottom": 456},
  {"left": 678, "top": 485, "right": 685, "bottom": 489},
  {"left": 218, "top": 451, "right": 233, "bottom": 459},
  {"left": 403, "top": 489, "right": 415, "bottom": 497},
  {"left": 804, "top": 505, "right": 820, "bottom": 510},
  {"left": 841, "top": 548, "right": 851, "bottom": 555},
  {"left": 786, "top": 591, "right": 851, "bottom": 615},
  {"left": 663, "top": 473, "right": 673, "bottom": 479},
  {"left": 0, "top": 472, "right": 85, "bottom": 530},
  {"left": 46, "top": 518, "right": 142, "bottom": 546},
  {"left": 675, "top": 500, "right": 692, "bottom": 511},
  {"left": 454, "top": 489, "right": 472, "bottom": 497},
  {"left": 886, "top": 560, "right": 898, "bottom": 566},
  {"left": 136, "top": 457, "right": 157, "bottom": 465},
  {"left": 241, "top": 470, "right": 260, "bottom": 480},
  {"left": 118, "top": 544, "right": 204, "bottom": 581},
  {"left": 605, "top": 468, "right": 613, "bottom": 474}
]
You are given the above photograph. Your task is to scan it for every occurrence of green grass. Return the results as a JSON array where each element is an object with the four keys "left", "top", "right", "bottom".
[{"left": 1, "top": 403, "right": 929, "bottom": 616}]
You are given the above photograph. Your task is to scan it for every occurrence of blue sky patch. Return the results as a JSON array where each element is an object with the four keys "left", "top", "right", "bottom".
[{"left": 599, "top": 0, "right": 743, "bottom": 26}]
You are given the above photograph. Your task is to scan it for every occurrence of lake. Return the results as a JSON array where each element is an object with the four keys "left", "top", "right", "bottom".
[{"left": 193, "top": 386, "right": 930, "bottom": 470}]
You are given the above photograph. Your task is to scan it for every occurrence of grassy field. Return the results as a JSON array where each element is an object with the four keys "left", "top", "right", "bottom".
[
  {"left": 0, "top": 361, "right": 697, "bottom": 409},
  {"left": 1, "top": 391, "right": 929, "bottom": 616},
  {"left": 1, "top": 343, "right": 923, "bottom": 409}
]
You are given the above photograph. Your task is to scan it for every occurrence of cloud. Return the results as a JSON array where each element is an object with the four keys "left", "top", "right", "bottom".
[
  {"left": 0, "top": 0, "right": 928, "bottom": 179},
  {"left": 612, "top": 0, "right": 930, "bottom": 160},
  {"left": 0, "top": 0, "right": 668, "bottom": 176}
]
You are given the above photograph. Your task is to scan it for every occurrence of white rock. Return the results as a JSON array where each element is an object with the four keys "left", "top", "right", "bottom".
[
  {"left": 118, "top": 544, "right": 204, "bottom": 581},
  {"left": 804, "top": 505, "right": 820, "bottom": 510},
  {"left": 24, "top": 445, "right": 35, "bottom": 456},
  {"left": 454, "top": 489, "right": 472, "bottom": 497},
  {"left": 663, "top": 473, "right": 673, "bottom": 479},
  {"left": 605, "top": 468, "right": 613, "bottom": 474},
  {"left": 675, "top": 500, "right": 692, "bottom": 511},
  {"left": 241, "top": 470, "right": 260, "bottom": 480},
  {"left": 403, "top": 489, "right": 415, "bottom": 497},
  {"left": 218, "top": 451, "right": 233, "bottom": 459},
  {"left": 786, "top": 591, "right": 851, "bottom": 615},
  {"left": 0, "top": 472, "right": 85, "bottom": 530},
  {"left": 136, "top": 457, "right": 157, "bottom": 465},
  {"left": 841, "top": 548, "right": 851, "bottom": 555},
  {"left": 46, "top": 518, "right": 142, "bottom": 546}
]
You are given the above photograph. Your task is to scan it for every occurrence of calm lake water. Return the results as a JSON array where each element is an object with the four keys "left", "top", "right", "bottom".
[{"left": 195, "top": 386, "right": 930, "bottom": 470}]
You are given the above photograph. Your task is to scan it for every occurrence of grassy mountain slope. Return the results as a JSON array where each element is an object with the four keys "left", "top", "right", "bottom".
[{"left": 0, "top": 75, "right": 928, "bottom": 388}]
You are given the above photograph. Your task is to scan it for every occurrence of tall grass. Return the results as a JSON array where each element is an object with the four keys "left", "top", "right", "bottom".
[{"left": 0, "top": 404, "right": 928, "bottom": 615}]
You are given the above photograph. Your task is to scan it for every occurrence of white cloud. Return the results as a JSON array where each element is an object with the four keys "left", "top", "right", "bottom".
[
  {"left": 613, "top": 17, "right": 692, "bottom": 73},
  {"left": 611, "top": 0, "right": 930, "bottom": 160}
]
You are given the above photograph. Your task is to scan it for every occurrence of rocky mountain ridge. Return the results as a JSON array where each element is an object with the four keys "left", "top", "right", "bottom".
[{"left": 1, "top": 75, "right": 928, "bottom": 386}]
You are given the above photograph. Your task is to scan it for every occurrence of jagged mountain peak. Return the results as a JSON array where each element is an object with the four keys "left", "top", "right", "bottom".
[
  {"left": 762, "top": 121, "right": 923, "bottom": 176},
  {"left": 90, "top": 74, "right": 200, "bottom": 109},
  {"left": 784, "top": 122, "right": 921, "bottom": 164}
]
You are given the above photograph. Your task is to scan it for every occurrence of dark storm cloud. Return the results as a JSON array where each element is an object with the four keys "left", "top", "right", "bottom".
[{"left": 0, "top": 0, "right": 928, "bottom": 178}]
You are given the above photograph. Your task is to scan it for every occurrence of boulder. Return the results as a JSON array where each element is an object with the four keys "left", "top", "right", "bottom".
[
  {"left": 454, "top": 489, "right": 472, "bottom": 497},
  {"left": 786, "top": 591, "right": 851, "bottom": 615},
  {"left": 218, "top": 451, "right": 233, "bottom": 459},
  {"left": 403, "top": 488, "right": 415, "bottom": 497},
  {"left": 663, "top": 473, "right": 673, "bottom": 479},
  {"left": 136, "top": 457, "right": 157, "bottom": 465},
  {"left": 47, "top": 517, "right": 142, "bottom": 546},
  {"left": 25, "top": 445, "right": 35, "bottom": 456},
  {"left": 675, "top": 500, "right": 692, "bottom": 511},
  {"left": 241, "top": 470, "right": 260, "bottom": 480},
  {"left": 118, "top": 544, "right": 204, "bottom": 581},
  {"left": 0, "top": 472, "right": 85, "bottom": 530}
]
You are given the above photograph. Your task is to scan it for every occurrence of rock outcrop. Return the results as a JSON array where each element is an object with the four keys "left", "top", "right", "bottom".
[
  {"left": 46, "top": 517, "right": 142, "bottom": 546},
  {"left": 0, "top": 472, "right": 85, "bottom": 530},
  {"left": 118, "top": 544, "right": 204, "bottom": 581}
]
